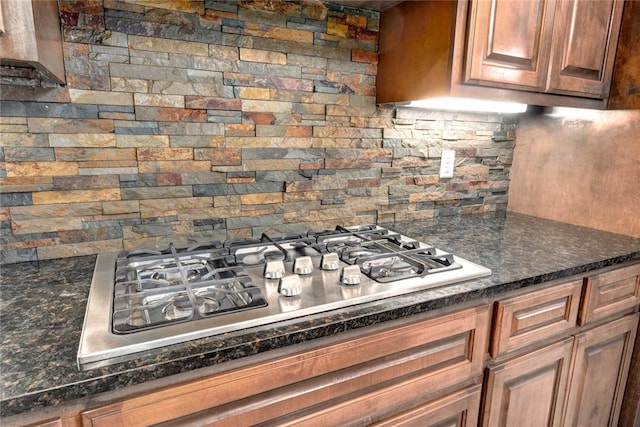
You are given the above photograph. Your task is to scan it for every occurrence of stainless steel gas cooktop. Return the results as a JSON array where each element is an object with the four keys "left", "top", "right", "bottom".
[{"left": 78, "top": 225, "right": 491, "bottom": 369}]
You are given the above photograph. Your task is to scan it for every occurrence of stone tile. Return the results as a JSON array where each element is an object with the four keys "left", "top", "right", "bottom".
[
  {"left": 255, "top": 125, "right": 312, "bottom": 138},
  {"left": 194, "top": 148, "right": 241, "bottom": 165},
  {"left": 49, "top": 133, "right": 116, "bottom": 148},
  {"left": 128, "top": 35, "right": 209, "bottom": 55},
  {"left": 11, "top": 202, "right": 103, "bottom": 220},
  {"left": 225, "top": 136, "right": 312, "bottom": 148},
  {"left": 79, "top": 167, "right": 139, "bottom": 175},
  {"left": 243, "top": 158, "right": 301, "bottom": 170},
  {"left": 52, "top": 175, "right": 121, "bottom": 190},
  {"left": 170, "top": 135, "right": 224, "bottom": 148},
  {"left": 138, "top": 160, "right": 211, "bottom": 174},
  {"left": 32, "top": 189, "right": 121, "bottom": 205},
  {"left": 137, "top": 148, "right": 194, "bottom": 161},
  {"left": 239, "top": 48, "right": 286, "bottom": 64},
  {"left": 121, "top": 186, "right": 193, "bottom": 200},
  {"left": 242, "top": 112, "right": 276, "bottom": 125},
  {"left": 240, "top": 192, "right": 284, "bottom": 205},
  {"left": 115, "top": 134, "right": 170, "bottom": 148},
  {"left": 111, "top": 77, "right": 150, "bottom": 93},
  {"left": 69, "top": 89, "right": 134, "bottom": 106},
  {"left": 0, "top": 101, "right": 99, "bottom": 119},
  {"left": 4, "top": 148, "right": 55, "bottom": 162},
  {"left": 54, "top": 148, "right": 136, "bottom": 161},
  {"left": 0, "top": 193, "right": 33, "bottom": 207},
  {"left": 133, "top": 93, "right": 185, "bottom": 108},
  {"left": 6, "top": 162, "right": 79, "bottom": 178},
  {"left": 12, "top": 217, "right": 84, "bottom": 235},
  {"left": 27, "top": 118, "right": 114, "bottom": 134},
  {"left": 159, "top": 122, "right": 225, "bottom": 135},
  {"left": 185, "top": 96, "right": 241, "bottom": 110}
]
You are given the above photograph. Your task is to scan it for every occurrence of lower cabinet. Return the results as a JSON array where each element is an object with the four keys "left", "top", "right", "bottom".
[
  {"left": 563, "top": 313, "right": 639, "bottom": 427},
  {"left": 482, "top": 313, "right": 639, "bottom": 427},
  {"left": 81, "top": 305, "right": 490, "bottom": 426},
  {"left": 483, "top": 261, "right": 640, "bottom": 427},
  {"left": 482, "top": 338, "right": 574, "bottom": 427}
]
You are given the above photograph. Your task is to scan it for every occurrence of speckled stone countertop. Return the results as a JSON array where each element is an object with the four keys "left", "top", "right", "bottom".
[{"left": 2, "top": 213, "right": 640, "bottom": 419}]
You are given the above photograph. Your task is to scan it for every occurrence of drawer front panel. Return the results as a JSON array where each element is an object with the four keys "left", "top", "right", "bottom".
[
  {"left": 579, "top": 263, "right": 640, "bottom": 325},
  {"left": 82, "top": 305, "right": 490, "bottom": 426},
  {"left": 491, "top": 280, "right": 582, "bottom": 357}
]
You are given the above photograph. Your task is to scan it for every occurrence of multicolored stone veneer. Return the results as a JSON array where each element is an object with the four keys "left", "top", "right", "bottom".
[{"left": 0, "top": 0, "right": 517, "bottom": 263}]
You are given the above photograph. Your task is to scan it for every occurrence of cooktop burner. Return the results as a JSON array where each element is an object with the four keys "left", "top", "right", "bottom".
[{"left": 78, "top": 224, "right": 491, "bottom": 369}]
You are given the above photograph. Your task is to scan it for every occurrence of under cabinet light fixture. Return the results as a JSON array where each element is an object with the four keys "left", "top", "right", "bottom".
[{"left": 407, "top": 98, "right": 528, "bottom": 114}]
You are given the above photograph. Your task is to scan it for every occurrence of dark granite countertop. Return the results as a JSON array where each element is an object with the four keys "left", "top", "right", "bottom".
[{"left": 2, "top": 213, "right": 640, "bottom": 419}]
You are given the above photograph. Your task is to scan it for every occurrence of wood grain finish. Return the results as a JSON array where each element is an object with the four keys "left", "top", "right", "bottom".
[
  {"left": 81, "top": 305, "right": 490, "bottom": 426},
  {"left": 563, "top": 313, "right": 639, "bottom": 427},
  {"left": 579, "top": 263, "right": 640, "bottom": 325},
  {"left": 465, "top": 0, "right": 556, "bottom": 91},
  {"left": 482, "top": 337, "right": 574, "bottom": 427},
  {"left": 370, "top": 385, "right": 482, "bottom": 427},
  {"left": 619, "top": 324, "right": 640, "bottom": 427},
  {"left": 608, "top": 0, "right": 640, "bottom": 109},
  {"left": 377, "top": 0, "right": 458, "bottom": 103},
  {"left": 490, "top": 280, "right": 582, "bottom": 357},
  {"left": 0, "top": 0, "right": 65, "bottom": 83},
  {"left": 376, "top": 0, "right": 614, "bottom": 109},
  {"left": 547, "top": 0, "right": 624, "bottom": 98}
]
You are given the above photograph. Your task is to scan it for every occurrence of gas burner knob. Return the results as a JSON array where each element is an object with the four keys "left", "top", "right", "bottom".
[
  {"left": 264, "top": 260, "right": 285, "bottom": 279},
  {"left": 341, "top": 265, "right": 361, "bottom": 285},
  {"left": 278, "top": 275, "right": 302, "bottom": 297},
  {"left": 293, "top": 256, "right": 313, "bottom": 275},
  {"left": 321, "top": 253, "right": 339, "bottom": 271}
]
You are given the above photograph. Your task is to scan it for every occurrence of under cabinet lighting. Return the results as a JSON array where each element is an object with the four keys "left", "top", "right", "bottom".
[{"left": 407, "top": 98, "right": 528, "bottom": 114}]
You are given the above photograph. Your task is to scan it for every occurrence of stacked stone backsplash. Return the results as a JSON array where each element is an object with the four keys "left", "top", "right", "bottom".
[{"left": 0, "top": 0, "right": 516, "bottom": 264}]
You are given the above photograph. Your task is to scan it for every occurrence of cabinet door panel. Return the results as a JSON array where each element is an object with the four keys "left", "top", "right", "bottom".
[
  {"left": 482, "top": 338, "right": 574, "bottom": 427},
  {"left": 563, "top": 313, "right": 639, "bottom": 427},
  {"left": 547, "top": 0, "right": 624, "bottom": 97},
  {"left": 465, "top": 0, "right": 556, "bottom": 90}
]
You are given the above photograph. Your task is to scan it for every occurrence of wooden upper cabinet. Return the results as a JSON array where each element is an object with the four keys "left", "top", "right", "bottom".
[
  {"left": 547, "top": 0, "right": 625, "bottom": 98},
  {"left": 377, "top": 0, "right": 626, "bottom": 109},
  {"left": 465, "top": 0, "right": 557, "bottom": 91},
  {"left": 0, "top": 0, "right": 66, "bottom": 84},
  {"left": 465, "top": 0, "right": 624, "bottom": 99}
]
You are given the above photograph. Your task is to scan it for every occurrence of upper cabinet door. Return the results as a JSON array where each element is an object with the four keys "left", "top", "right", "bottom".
[
  {"left": 465, "top": 0, "right": 557, "bottom": 91},
  {"left": 547, "top": 0, "right": 625, "bottom": 98}
]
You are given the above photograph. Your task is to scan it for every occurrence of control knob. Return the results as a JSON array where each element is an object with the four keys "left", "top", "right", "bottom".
[
  {"left": 278, "top": 275, "right": 302, "bottom": 297},
  {"left": 293, "top": 256, "right": 313, "bottom": 275},
  {"left": 341, "top": 265, "right": 361, "bottom": 285},
  {"left": 321, "top": 253, "right": 339, "bottom": 270},
  {"left": 264, "top": 260, "right": 285, "bottom": 279}
]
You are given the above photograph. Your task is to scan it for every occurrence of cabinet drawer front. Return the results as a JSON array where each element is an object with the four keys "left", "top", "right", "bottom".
[
  {"left": 288, "top": 384, "right": 483, "bottom": 427},
  {"left": 491, "top": 280, "right": 582, "bottom": 357},
  {"left": 579, "top": 263, "right": 640, "bottom": 325},
  {"left": 82, "top": 305, "right": 490, "bottom": 426},
  {"left": 482, "top": 338, "right": 574, "bottom": 427}
]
